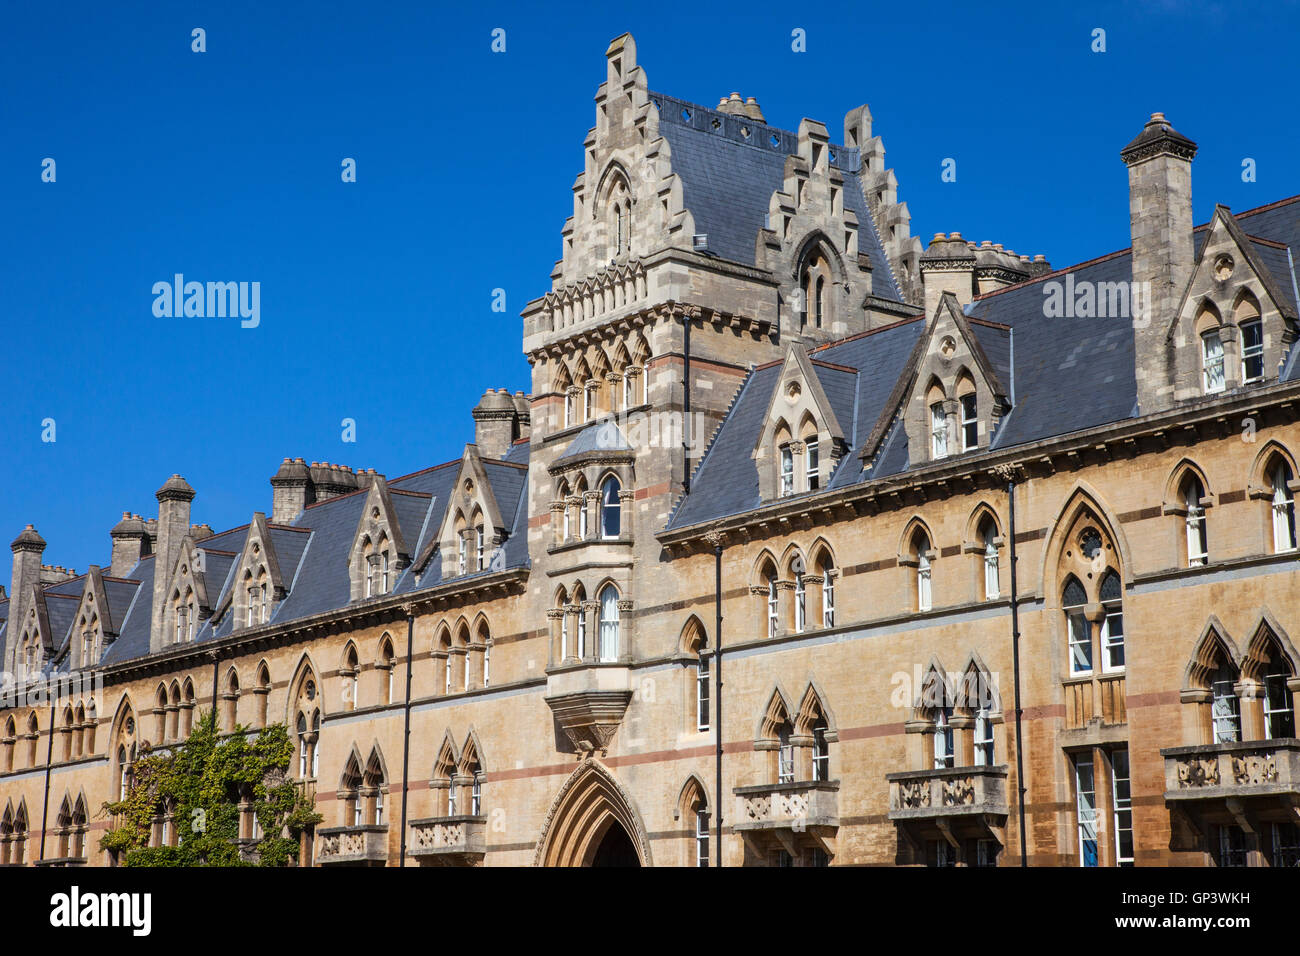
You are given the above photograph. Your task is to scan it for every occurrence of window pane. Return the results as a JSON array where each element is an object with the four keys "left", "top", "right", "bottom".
[{"left": 1075, "top": 757, "right": 1098, "bottom": 867}]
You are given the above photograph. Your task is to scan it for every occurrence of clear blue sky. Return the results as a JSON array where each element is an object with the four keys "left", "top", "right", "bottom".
[{"left": 2, "top": 0, "right": 1296, "bottom": 585}]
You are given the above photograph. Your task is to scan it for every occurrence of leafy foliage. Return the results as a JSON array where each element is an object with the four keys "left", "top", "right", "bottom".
[{"left": 101, "top": 710, "right": 321, "bottom": 867}]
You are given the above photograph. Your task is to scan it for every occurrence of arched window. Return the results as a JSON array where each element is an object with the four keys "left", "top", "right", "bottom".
[
  {"left": 575, "top": 477, "right": 589, "bottom": 539},
  {"left": 574, "top": 584, "right": 588, "bottom": 659},
  {"left": 682, "top": 618, "right": 709, "bottom": 733},
  {"left": 601, "top": 476, "right": 622, "bottom": 538},
  {"left": 932, "top": 704, "right": 954, "bottom": 769},
  {"left": 913, "top": 530, "right": 933, "bottom": 612},
  {"left": 1210, "top": 660, "right": 1241, "bottom": 743},
  {"left": 1099, "top": 570, "right": 1125, "bottom": 672},
  {"left": 811, "top": 715, "right": 830, "bottom": 781},
  {"left": 1182, "top": 473, "right": 1208, "bottom": 566},
  {"left": 296, "top": 713, "right": 309, "bottom": 777},
  {"left": 380, "top": 638, "right": 395, "bottom": 706},
  {"left": 556, "top": 588, "right": 571, "bottom": 661},
  {"left": 255, "top": 663, "right": 271, "bottom": 728},
  {"left": 818, "top": 550, "right": 836, "bottom": 628},
  {"left": 558, "top": 481, "right": 572, "bottom": 541},
  {"left": 1255, "top": 640, "right": 1296, "bottom": 740},
  {"left": 974, "top": 706, "right": 995, "bottom": 765},
  {"left": 224, "top": 670, "right": 239, "bottom": 730},
  {"left": 980, "top": 517, "right": 1000, "bottom": 600},
  {"left": 814, "top": 276, "right": 825, "bottom": 328},
  {"left": 693, "top": 794, "right": 709, "bottom": 867},
  {"left": 792, "top": 555, "right": 807, "bottom": 634},
  {"left": 341, "top": 754, "right": 363, "bottom": 826},
  {"left": 777, "top": 723, "right": 795, "bottom": 783},
  {"left": 1064, "top": 576, "right": 1090, "bottom": 675},
  {"left": 779, "top": 444, "right": 794, "bottom": 497},
  {"left": 757, "top": 559, "right": 778, "bottom": 638},
  {"left": 598, "top": 585, "right": 620, "bottom": 662},
  {"left": 364, "top": 751, "right": 385, "bottom": 826},
  {"left": 343, "top": 645, "right": 359, "bottom": 711},
  {"left": 1271, "top": 458, "right": 1297, "bottom": 553},
  {"left": 475, "top": 524, "right": 485, "bottom": 571}
]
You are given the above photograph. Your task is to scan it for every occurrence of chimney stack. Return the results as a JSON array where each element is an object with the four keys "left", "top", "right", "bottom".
[
  {"left": 920, "top": 233, "right": 978, "bottom": 317},
  {"left": 1121, "top": 112, "right": 1197, "bottom": 414},
  {"left": 151, "top": 475, "right": 195, "bottom": 650},
  {"left": 7, "top": 525, "right": 46, "bottom": 673},
  {"left": 271, "top": 458, "right": 315, "bottom": 523},
  {"left": 473, "top": 388, "right": 522, "bottom": 459},
  {"left": 110, "top": 512, "right": 150, "bottom": 577}
]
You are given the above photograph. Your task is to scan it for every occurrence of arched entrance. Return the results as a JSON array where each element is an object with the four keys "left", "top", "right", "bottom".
[
  {"left": 534, "top": 759, "right": 652, "bottom": 867},
  {"left": 590, "top": 821, "right": 640, "bottom": 867}
]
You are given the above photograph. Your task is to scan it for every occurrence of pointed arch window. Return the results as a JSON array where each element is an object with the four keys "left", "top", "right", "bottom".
[
  {"left": 1210, "top": 661, "right": 1241, "bottom": 743},
  {"left": 932, "top": 705, "right": 955, "bottom": 769},
  {"left": 793, "top": 559, "right": 807, "bottom": 634},
  {"left": 820, "top": 554, "right": 836, "bottom": 628},
  {"left": 601, "top": 476, "right": 622, "bottom": 538},
  {"left": 598, "top": 584, "right": 620, "bottom": 662},
  {"left": 812, "top": 716, "right": 830, "bottom": 781},
  {"left": 575, "top": 587, "right": 588, "bottom": 658},
  {"left": 780, "top": 445, "right": 794, "bottom": 497},
  {"left": 1181, "top": 474, "right": 1208, "bottom": 566},
  {"left": 1064, "top": 576, "right": 1091, "bottom": 675},
  {"left": 777, "top": 725, "right": 795, "bottom": 784},
  {"left": 1271, "top": 459, "right": 1297, "bottom": 553},
  {"left": 974, "top": 708, "right": 995, "bottom": 765},
  {"left": 694, "top": 796, "right": 710, "bottom": 867},
  {"left": 1100, "top": 571, "right": 1125, "bottom": 672},
  {"left": 1260, "top": 644, "right": 1296, "bottom": 740},
  {"left": 914, "top": 531, "right": 933, "bottom": 612},
  {"left": 980, "top": 518, "right": 1000, "bottom": 599}
]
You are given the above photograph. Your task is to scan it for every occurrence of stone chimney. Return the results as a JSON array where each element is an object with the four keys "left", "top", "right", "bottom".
[
  {"left": 7, "top": 525, "right": 46, "bottom": 672},
  {"left": 271, "top": 458, "right": 315, "bottom": 523},
  {"left": 512, "top": 390, "right": 532, "bottom": 442},
  {"left": 1121, "top": 112, "right": 1197, "bottom": 414},
  {"left": 110, "top": 512, "right": 150, "bottom": 577},
  {"left": 920, "top": 233, "right": 978, "bottom": 317},
  {"left": 151, "top": 475, "right": 195, "bottom": 650},
  {"left": 473, "top": 388, "right": 522, "bottom": 459},
  {"left": 309, "top": 463, "right": 358, "bottom": 502},
  {"left": 716, "top": 92, "right": 765, "bottom": 123}
]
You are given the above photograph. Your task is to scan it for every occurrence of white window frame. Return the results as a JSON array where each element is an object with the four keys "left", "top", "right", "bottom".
[
  {"left": 695, "top": 807, "right": 710, "bottom": 867},
  {"left": 560, "top": 611, "right": 570, "bottom": 660},
  {"left": 779, "top": 445, "right": 794, "bottom": 497},
  {"left": 1202, "top": 330, "right": 1226, "bottom": 393},
  {"left": 1067, "top": 604, "right": 1092, "bottom": 676},
  {"left": 932, "top": 708, "right": 954, "bottom": 769},
  {"left": 380, "top": 551, "right": 390, "bottom": 593},
  {"left": 1263, "top": 671, "right": 1295, "bottom": 740},
  {"left": 576, "top": 606, "right": 587, "bottom": 659},
  {"left": 696, "top": 654, "right": 710, "bottom": 733},
  {"left": 457, "top": 535, "right": 467, "bottom": 575},
  {"left": 805, "top": 439, "right": 819, "bottom": 491},
  {"left": 1101, "top": 601, "right": 1125, "bottom": 672},
  {"left": 822, "top": 572, "right": 835, "bottom": 628},
  {"left": 974, "top": 709, "right": 994, "bottom": 766},
  {"left": 960, "top": 393, "right": 978, "bottom": 451},
  {"left": 930, "top": 402, "right": 948, "bottom": 459},
  {"left": 1241, "top": 319, "right": 1264, "bottom": 383},
  {"left": 475, "top": 528, "right": 484, "bottom": 571},
  {"left": 793, "top": 572, "right": 806, "bottom": 633},
  {"left": 917, "top": 553, "right": 932, "bottom": 612},
  {"left": 812, "top": 725, "right": 830, "bottom": 781},
  {"left": 1272, "top": 463, "right": 1297, "bottom": 553},
  {"left": 766, "top": 580, "right": 778, "bottom": 638},
  {"left": 983, "top": 534, "right": 999, "bottom": 600},
  {"left": 601, "top": 478, "right": 621, "bottom": 539},
  {"left": 598, "top": 586, "right": 620, "bottom": 662},
  {"left": 1075, "top": 755, "right": 1098, "bottom": 867},
  {"left": 1211, "top": 671, "right": 1241, "bottom": 743},
  {"left": 777, "top": 731, "right": 795, "bottom": 784},
  {"left": 1185, "top": 481, "right": 1208, "bottom": 567},
  {"left": 471, "top": 775, "right": 482, "bottom": 816},
  {"left": 1111, "top": 748, "right": 1134, "bottom": 867}
]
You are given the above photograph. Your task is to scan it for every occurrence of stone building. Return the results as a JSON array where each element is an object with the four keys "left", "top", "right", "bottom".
[{"left": 1, "top": 33, "right": 1298, "bottom": 867}]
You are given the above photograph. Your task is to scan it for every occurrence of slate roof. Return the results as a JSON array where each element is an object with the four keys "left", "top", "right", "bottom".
[
  {"left": 667, "top": 198, "right": 1300, "bottom": 530},
  {"left": 650, "top": 92, "right": 902, "bottom": 302},
  {"left": 555, "top": 421, "right": 631, "bottom": 462}
]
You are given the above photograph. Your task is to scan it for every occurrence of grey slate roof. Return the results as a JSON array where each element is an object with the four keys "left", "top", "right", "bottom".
[
  {"left": 668, "top": 199, "right": 1300, "bottom": 530},
  {"left": 650, "top": 92, "right": 902, "bottom": 302},
  {"left": 556, "top": 421, "right": 631, "bottom": 462}
]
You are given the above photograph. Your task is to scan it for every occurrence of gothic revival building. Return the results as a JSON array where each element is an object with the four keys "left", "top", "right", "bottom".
[{"left": 2, "top": 33, "right": 1299, "bottom": 867}]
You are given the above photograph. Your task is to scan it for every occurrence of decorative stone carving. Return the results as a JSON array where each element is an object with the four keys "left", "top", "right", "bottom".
[
  {"left": 1232, "top": 753, "right": 1278, "bottom": 786},
  {"left": 942, "top": 775, "right": 975, "bottom": 806},
  {"left": 1176, "top": 756, "right": 1220, "bottom": 788}
]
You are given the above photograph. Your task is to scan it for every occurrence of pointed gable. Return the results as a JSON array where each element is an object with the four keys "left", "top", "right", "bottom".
[
  {"left": 69, "top": 565, "right": 119, "bottom": 669},
  {"left": 158, "top": 535, "right": 216, "bottom": 646},
  {"left": 433, "top": 446, "right": 508, "bottom": 580},
  {"left": 348, "top": 476, "right": 411, "bottom": 601},
  {"left": 214, "top": 513, "right": 287, "bottom": 630},
  {"left": 1166, "top": 204, "right": 1299, "bottom": 401},
  {"left": 894, "top": 292, "right": 1009, "bottom": 466},
  {"left": 752, "top": 344, "right": 847, "bottom": 501}
]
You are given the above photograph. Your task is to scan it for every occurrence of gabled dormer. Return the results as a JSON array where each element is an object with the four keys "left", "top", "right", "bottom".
[
  {"left": 753, "top": 345, "right": 846, "bottom": 501},
  {"left": 1166, "top": 205, "right": 1298, "bottom": 402},
  {"left": 160, "top": 536, "right": 212, "bottom": 646},
  {"left": 70, "top": 565, "right": 118, "bottom": 669},
  {"left": 14, "top": 586, "right": 53, "bottom": 681},
  {"left": 900, "top": 293, "right": 1009, "bottom": 464},
  {"left": 214, "top": 513, "right": 286, "bottom": 631},
  {"left": 436, "top": 446, "right": 507, "bottom": 580},
  {"left": 348, "top": 476, "right": 410, "bottom": 601}
]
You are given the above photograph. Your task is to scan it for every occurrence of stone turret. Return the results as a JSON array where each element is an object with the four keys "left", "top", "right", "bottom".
[
  {"left": 151, "top": 475, "right": 195, "bottom": 650},
  {"left": 7, "top": 525, "right": 46, "bottom": 672}
]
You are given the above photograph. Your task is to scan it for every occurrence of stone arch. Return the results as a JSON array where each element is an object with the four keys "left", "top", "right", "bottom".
[
  {"left": 1182, "top": 617, "right": 1241, "bottom": 692},
  {"left": 1038, "top": 481, "right": 1133, "bottom": 603},
  {"left": 1241, "top": 610, "right": 1300, "bottom": 682},
  {"left": 794, "top": 681, "right": 837, "bottom": 738},
  {"left": 679, "top": 614, "right": 707, "bottom": 655},
  {"left": 1248, "top": 439, "right": 1297, "bottom": 491},
  {"left": 898, "top": 515, "right": 935, "bottom": 561},
  {"left": 533, "top": 760, "right": 653, "bottom": 867},
  {"left": 675, "top": 773, "right": 709, "bottom": 819},
  {"left": 754, "top": 684, "right": 795, "bottom": 741},
  {"left": 953, "top": 650, "right": 1002, "bottom": 715},
  {"left": 1163, "top": 457, "right": 1214, "bottom": 509}
]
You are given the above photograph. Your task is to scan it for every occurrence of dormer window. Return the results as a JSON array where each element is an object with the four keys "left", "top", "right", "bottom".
[
  {"left": 1241, "top": 319, "right": 1264, "bottom": 382},
  {"left": 458, "top": 534, "right": 467, "bottom": 575},
  {"left": 475, "top": 525, "right": 485, "bottom": 571},
  {"left": 1201, "top": 329, "right": 1225, "bottom": 393},
  {"left": 380, "top": 549, "right": 391, "bottom": 592},
  {"left": 930, "top": 403, "right": 948, "bottom": 458},
  {"left": 780, "top": 445, "right": 794, "bottom": 497},
  {"left": 805, "top": 439, "right": 820, "bottom": 491},
  {"left": 960, "top": 394, "right": 978, "bottom": 452}
]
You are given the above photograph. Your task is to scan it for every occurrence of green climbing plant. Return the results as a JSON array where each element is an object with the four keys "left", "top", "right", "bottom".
[{"left": 101, "top": 710, "right": 322, "bottom": 867}]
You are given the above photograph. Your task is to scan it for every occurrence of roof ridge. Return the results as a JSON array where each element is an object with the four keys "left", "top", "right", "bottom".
[{"left": 808, "top": 315, "right": 926, "bottom": 354}]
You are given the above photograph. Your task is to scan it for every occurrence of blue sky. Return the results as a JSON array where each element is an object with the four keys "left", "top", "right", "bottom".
[{"left": 2, "top": 0, "right": 1297, "bottom": 586}]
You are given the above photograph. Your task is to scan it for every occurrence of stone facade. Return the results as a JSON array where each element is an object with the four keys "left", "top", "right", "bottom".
[{"left": 2, "top": 33, "right": 1299, "bottom": 868}]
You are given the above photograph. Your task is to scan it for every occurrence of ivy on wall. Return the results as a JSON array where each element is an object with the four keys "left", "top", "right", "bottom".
[{"left": 101, "top": 710, "right": 322, "bottom": 867}]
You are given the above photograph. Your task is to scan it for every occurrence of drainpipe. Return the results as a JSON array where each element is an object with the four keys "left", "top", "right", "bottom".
[
  {"left": 1006, "top": 469, "right": 1029, "bottom": 867},
  {"left": 38, "top": 682, "right": 55, "bottom": 862},
  {"left": 710, "top": 534, "right": 724, "bottom": 866},
  {"left": 398, "top": 606, "right": 415, "bottom": 867},
  {"left": 683, "top": 310, "right": 693, "bottom": 496},
  {"left": 210, "top": 649, "right": 220, "bottom": 726}
]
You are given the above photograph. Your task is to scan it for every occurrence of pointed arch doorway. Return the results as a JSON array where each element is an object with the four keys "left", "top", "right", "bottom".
[{"left": 534, "top": 760, "right": 651, "bottom": 867}]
